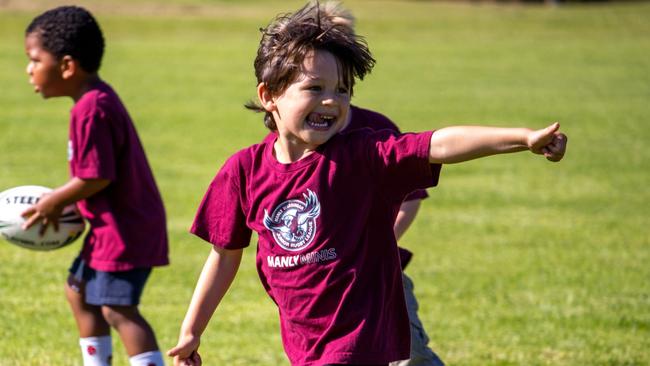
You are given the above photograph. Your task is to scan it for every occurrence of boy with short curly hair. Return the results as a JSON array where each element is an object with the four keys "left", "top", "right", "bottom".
[{"left": 23, "top": 6, "right": 168, "bottom": 366}]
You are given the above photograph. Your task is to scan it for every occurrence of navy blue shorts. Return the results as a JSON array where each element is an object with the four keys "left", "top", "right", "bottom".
[{"left": 68, "top": 257, "right": 151, "bottom": 306}]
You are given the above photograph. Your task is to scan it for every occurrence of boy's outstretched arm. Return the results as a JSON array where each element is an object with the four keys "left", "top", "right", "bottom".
[
  {"left": 21, "top": 177, "right": 109, "bottom": 234},
  {"left": 168, "top": 246, "right": 243, "bottom": 366},
  {"left": 429, "top": 122, "right": 567, "bottom": 164}
]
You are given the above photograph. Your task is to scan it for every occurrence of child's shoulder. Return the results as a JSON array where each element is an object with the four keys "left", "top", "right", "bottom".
[
  {"left": 221, "top": 140, "right": 269, "bottom": 170},
  {"left": 336, "top": 125, "right": 399, "bottom": 145},
  {"left": 73, "top": 80, "right": 123, "bottom": 116},
  {"left": 349, "top": 105, "right": 400, "bottom": 133}
]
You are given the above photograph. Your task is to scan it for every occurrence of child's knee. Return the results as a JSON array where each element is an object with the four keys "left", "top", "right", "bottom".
[
  {"left": 101, "top": 305, "right": 139, "bottom": 327},
  {"left": 65, "top": 275, "right": 84, "bottom": 303}
]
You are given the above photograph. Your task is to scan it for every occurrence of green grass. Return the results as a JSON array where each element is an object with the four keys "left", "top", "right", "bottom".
[{"left": 1, "top": 1, "right": 649, "bottom": 365}]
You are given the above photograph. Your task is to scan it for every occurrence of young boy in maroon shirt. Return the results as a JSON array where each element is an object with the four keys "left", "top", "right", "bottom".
[
  {"left": 169, "top": 2, "right": 567, "bottom": 365},
  {"left": 263, "top": 104, "right": 445, "bottom": 366},
  {"left": 23, "top": 6, "right": 168, "bottom": 366}
]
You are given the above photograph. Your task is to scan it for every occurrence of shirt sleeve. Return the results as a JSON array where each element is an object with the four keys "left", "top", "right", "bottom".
[
  {"left": 190, "top": 156, "right": 252, "bottom": 249},
  {"left": 404, "top": 189, "right": 428, "bottom": 202},
  {"left": 71, "top": 108, "right": 118, "bottom": 181},
  {"left": 367, "top": 130, "right": 441, "bottom": 204}
]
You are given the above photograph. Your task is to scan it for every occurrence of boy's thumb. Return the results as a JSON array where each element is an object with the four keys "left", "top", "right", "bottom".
[
  {"left": 167, "top": 346, "right": 179, "bottom": 357},
  {"left": 546, "top": 122, "right": 560, "bottom": 134}
]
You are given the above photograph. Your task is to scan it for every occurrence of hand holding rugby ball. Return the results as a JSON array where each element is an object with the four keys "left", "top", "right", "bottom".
[{"left": 0, "top": 185, "right": 85, "bottom": 251}]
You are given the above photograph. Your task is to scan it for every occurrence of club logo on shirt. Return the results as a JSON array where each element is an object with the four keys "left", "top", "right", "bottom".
[{"left": 263, "top": 189, "right": 321, "bottom": 252}]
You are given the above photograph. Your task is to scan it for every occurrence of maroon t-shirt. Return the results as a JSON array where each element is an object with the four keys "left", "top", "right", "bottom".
[
  {"left": 69, "top": 81, "right": 168, "bottom": 271},
  {"left": 343, "top": 106, "right": 430, "bottom": 269},
  {"left": 192, "top": 129, "right": 441, "bottom": 365},
  {"left": 263, "top": 106, "right": 429, "bottom": 269}
]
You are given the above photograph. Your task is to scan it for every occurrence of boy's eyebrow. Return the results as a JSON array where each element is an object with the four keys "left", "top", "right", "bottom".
[{"left": 296, "top": 74, "right": 323, "bottom": 83}]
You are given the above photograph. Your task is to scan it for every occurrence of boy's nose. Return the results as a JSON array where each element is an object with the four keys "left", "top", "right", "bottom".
[
  {"left": 321, "top": 94, "right": 338, "bottom": 106},
  {"left": 26, "top": 62, "right": 33, "bottom": 75}
]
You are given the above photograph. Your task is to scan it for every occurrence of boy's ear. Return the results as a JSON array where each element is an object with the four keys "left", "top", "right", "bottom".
[
  {"left": 60, "top": 55, "right": 78, "bottom": 80},
  {"left": 257, "top": 82, "right": 276, "bottom": 112}
]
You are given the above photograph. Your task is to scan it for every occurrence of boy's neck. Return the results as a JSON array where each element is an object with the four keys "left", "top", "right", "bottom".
[
  {"left": 273, "top": 138, "right": 316, "bottom": 164},
  {"left": 71, "top": 73, "right": 101, "bottom": 102}
]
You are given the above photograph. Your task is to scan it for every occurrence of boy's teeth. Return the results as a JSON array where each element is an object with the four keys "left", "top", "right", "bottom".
[{"left": 307, "top": 113, "right": 335, "bottom": 128}]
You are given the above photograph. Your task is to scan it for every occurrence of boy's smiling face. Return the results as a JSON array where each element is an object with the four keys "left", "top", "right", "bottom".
[
  {"left": 265, "top": 49, "right": 351, "bottom": 161},
  {"left": 25, "top": 33, "right": 66, "bottom": 98}
]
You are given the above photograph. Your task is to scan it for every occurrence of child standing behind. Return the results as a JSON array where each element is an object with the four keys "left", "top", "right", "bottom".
[
  {"left": 169, "top": 2, "right": 567, "bottom": 365},
  {"left": 23, "top": 6, "right": 168, "bottom": 366}
]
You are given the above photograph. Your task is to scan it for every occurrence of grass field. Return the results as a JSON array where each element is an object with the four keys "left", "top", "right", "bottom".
[{"left": 1, "top": 1, "right": 649, "bottom": 365}]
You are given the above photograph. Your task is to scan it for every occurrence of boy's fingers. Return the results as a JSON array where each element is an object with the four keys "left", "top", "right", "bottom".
[
  {"left": 39, "top": 219, "right": 49, "bottom": 236},
  {"left": 38, "top": 218, "right": 59, "bottom": 236},
  {"left": 546, "top": 148, "right": 564, "bottom": 162},
  {"left": 191, "top": 351, "right": 202, "bottom": 365},
  {"left": 167, "top": 346, "right": 180, "bottom": 357},
  {"left": 545, "top": 140, "right": 561, "bottom": 153},
  {"left": 21, "top": 206, "right": 36, "bottom": 218},
  {"left": 549, "top": 134, "right": 567, "bottom": 156},
  {"left": 555, "top": 133, "right": 568, "bottom": 148},
  {"left": 167, "top": 346, "right": 193, "bottom": 358},
  {"left": 22, "top": 213, "right": 41, "bottom": 230}
]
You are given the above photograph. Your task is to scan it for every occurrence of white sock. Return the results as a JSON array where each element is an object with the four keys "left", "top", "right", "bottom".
[
  {"left": 129, "top": 350, "right": 164, "bottom": 366},
  {"left": 79, "top": 336, "right": 112, "bottom": 366}
]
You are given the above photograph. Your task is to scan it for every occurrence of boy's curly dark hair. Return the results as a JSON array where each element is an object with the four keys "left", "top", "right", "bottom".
[
  {"left": 245, "top": 1, "right": 376, "bottom": 130},
  {"left": 26, "top": 6, "right": 104, "bottom": 73}
]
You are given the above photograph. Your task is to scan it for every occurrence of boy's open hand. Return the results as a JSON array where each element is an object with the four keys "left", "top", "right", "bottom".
[
  {"left": 21, "top": 192, "right": 62, "bottom": 235},
  {"left": 527, "top": 122, "right": 568, "bottom": 162}
]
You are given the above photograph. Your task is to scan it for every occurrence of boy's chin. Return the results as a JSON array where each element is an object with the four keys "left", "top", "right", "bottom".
[
  {"left": 306, "top": 132, "right": 336, "bottom": 146},
  {"left": 38, "top": 90, "right": 61, "bottom": 99},
  {"left": 33, "top": 87, "right": 49, "bottom": 98}
]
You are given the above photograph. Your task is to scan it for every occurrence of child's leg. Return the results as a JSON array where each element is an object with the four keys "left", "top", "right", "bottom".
[
  {"left": 73, "top": 259, "right": 163, "bottom": 365},
  {"left": 389, "top": 273, "right": 445, "bottom": 366},
  {"left": 65, "top": 276, "right": 111, "bottom": 336},
  {"left": 66, "top": 274, "right": 113, "bottom": 366},
  {"left": 101, "top": 305, "right": 159, "bottom": 356},
  {"left": 101, "top": 306, "right": 164, "bottom": 365},
  {"left": 92, "top": 267, "right": 164, "bottom": 365}
]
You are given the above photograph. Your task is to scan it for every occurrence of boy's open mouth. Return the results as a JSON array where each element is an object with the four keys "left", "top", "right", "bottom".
[{"left": 306, "top": 112, "right": 336, "bottom": 131}]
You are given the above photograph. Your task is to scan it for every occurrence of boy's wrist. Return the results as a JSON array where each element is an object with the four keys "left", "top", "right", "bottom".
[
  {"left": 521, "top": 128, "right": 536, "bottom": 151},
  {"left": 37, "top": 193, "right": 63, "bottom": 215},
  {"left": 180, "top": 323, "right": 202, "bottom": 339}
]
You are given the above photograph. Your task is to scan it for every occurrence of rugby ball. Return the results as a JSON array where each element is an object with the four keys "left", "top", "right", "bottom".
[{"left": 0, "top": 185, "right": 85, "bottom": 251}]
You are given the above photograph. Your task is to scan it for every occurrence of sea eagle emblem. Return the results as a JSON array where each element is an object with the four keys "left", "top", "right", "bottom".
[{"left": 263, "top": 189, "right": 321, "bottom": 251}]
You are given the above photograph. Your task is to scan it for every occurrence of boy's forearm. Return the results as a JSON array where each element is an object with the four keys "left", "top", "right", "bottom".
[
  {"left": 429, "top": 126, "right": 532, "bottom": 164},
  {"left": 181, "top": 246, "right": 243, "bottom": 338},
  {"left": 50, "top": 177, "right": 110, "bottom": 207},
  {"left": 22, "top": 177, "right": 110, "bottom": 229}
]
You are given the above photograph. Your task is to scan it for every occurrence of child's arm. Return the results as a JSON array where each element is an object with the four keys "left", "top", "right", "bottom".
[
  {"left": 394, "top": 199, "right": 421, "bottom": 241},
  {"left": 429, "top": 122, "right": 567, "bottom": 164},
  {"left": 168, "top": 246, "right": 243, "bottom": 366},
  {"left": 21, "top": 177, "right": 109, "bottom": 233}
]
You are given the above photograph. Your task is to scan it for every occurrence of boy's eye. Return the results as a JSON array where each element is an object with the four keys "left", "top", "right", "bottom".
[
  {"left": 338, "top": 87, "right": 349, "bottom": 94},
  {"left": 307, "top": 85, "right": 322, "bottom": 92}
]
